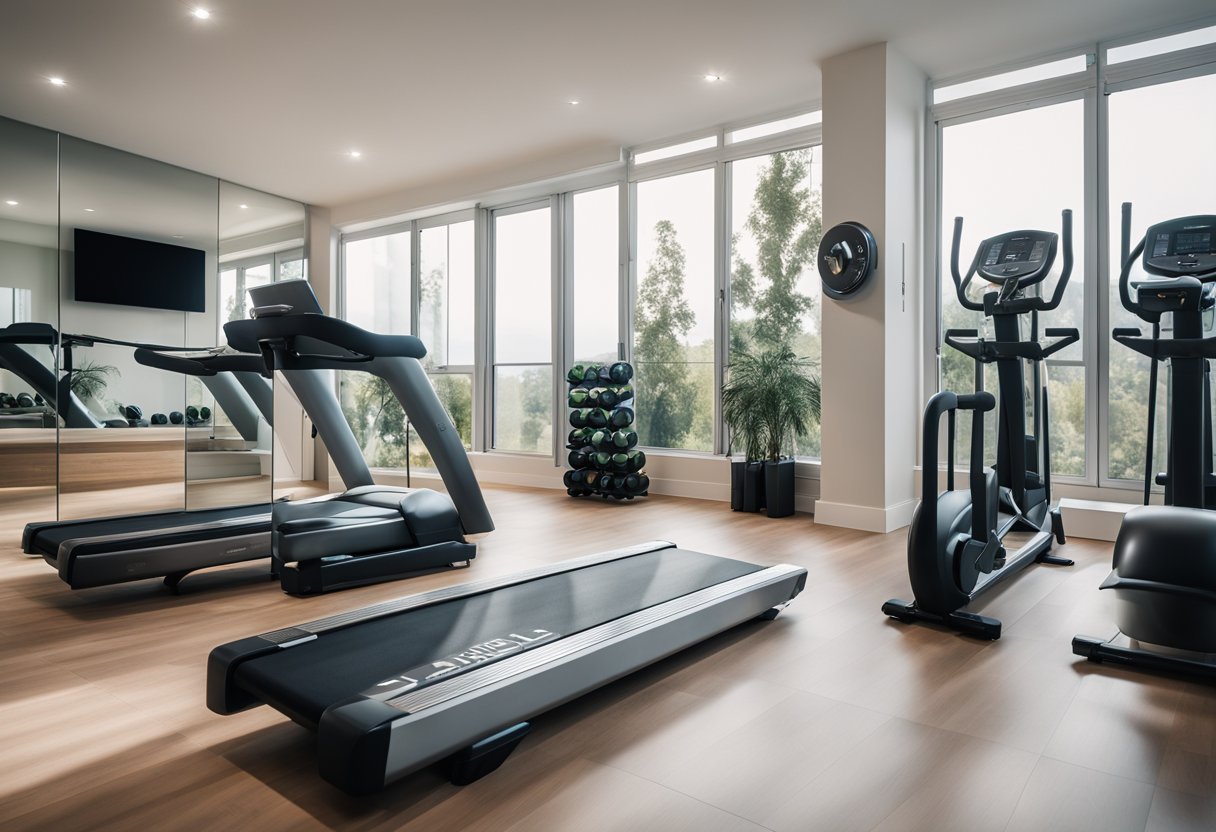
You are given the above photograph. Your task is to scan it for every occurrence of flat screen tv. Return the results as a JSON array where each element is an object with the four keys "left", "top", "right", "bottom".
[{"left": 74, "top": 228, "right": 206, "bottom": 313}]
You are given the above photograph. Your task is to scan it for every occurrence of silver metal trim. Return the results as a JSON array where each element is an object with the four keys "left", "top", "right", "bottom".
[
  {"left": 387, "top": 563, "right": 804, "bottom": 713},
  {"left": 263, "top": 540, "right": 678, "bottom": 637}
]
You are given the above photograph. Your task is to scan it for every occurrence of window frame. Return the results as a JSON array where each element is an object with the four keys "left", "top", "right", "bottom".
[{"left": 924, "top": 21, "right": 1216, "bottom": 496}]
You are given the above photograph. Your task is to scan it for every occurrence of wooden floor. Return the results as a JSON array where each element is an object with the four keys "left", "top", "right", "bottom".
[{"left": 1, "top": 485, "right": 1214, "bottom": 832}]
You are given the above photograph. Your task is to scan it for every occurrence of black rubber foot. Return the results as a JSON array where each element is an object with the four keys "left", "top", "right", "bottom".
[
  {"left": 1040, "top": 554, "right": 1074, "bottom": 566},
  {"left": 882, "top": 599, "right": 1002, "bottom": 640},
  {"left": 756, "top": 607, "right": 782, "bottom": 621},
  {"left": 1072, "top": 634, "right": 1216, "bottom": 682},
  {"left": 448, "top": 722, "right": 531, "bottom": 785}
]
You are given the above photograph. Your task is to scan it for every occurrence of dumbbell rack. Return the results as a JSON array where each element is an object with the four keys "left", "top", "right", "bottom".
[{"left": 563, "top": 362, "right": 649, "bottom": 500}]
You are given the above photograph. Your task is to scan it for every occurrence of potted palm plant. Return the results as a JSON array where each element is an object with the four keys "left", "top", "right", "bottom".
[{"left": 722, "top": 346, "right": 820, "bottom": 517}]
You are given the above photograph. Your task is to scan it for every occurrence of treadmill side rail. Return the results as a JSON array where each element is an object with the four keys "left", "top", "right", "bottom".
[{"left": 315, "top": 563, "right": 807, "bottom": 794}]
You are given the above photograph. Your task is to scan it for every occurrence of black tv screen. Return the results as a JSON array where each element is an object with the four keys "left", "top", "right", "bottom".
[{"left": 74, "top": 228, "right": 206, "bottom": 313}]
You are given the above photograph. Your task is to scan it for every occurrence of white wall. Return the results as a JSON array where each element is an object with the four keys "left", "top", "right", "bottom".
[{"left": 815, "top": 42, "right": 926, "bottom": 533}]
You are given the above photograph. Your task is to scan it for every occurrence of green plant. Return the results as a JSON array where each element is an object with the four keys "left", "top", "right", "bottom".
[
  {"left": 722, "top": 346, "right": 820, "bottom": 462},
  {"left": 68, "top": 360, "right": 118, "bottom": 402}
]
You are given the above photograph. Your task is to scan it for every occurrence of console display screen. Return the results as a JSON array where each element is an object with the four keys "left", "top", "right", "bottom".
[{"left": 1174, "top": 231, "right": 1213, "bottom": 255}]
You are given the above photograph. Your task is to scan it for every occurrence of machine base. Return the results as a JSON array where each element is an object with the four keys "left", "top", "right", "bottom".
[
  {"left": 280, "top": 540, "right": 476, "bottom": 595},
  {"left": 447, "top": 722, "right": 532, "bottom": 785},
  {"left": 1073, "top": 634, "right": 1216, "bottom": 682},
  {"left": 882, "top": 599, "right": 1002, "bottom": 640}
]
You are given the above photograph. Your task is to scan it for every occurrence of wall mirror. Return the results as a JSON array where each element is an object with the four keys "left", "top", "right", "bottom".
[
  {"left": 186, "top": 182, "right": 306, "bottom": 510},
  {"left": 0, "top": 117, "right": 60, "bottom": 541},
  {"left": 57, "top": 136, "right": 217, "bottom": 521}
]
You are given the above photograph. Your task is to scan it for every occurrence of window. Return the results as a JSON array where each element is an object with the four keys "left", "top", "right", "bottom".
[
  {"left": 937, "top": 100, "right": 1087, "bottom": 476},
  {"left": 1105, "top": 72, "right": 1216, "bottom": 483},
  {"left": 729, "top": 146, "right": 824, "bottom": 457},
  {"left": 417, "top": 217, "right": 475, "bottom": 462},
  {"left": 633, "top": 135, "right": 718, "bottom": 166},
  {"left": 571, "top": 186, "right": 620, "bottom": 364},
  {"left": 340, "top": 228, "right": 412, "bottom": 469},
  {"left": 634, "top": 168, "right": 715, "bottom": 452},
  {"left": 1107, "top": 24, "right": 1216, "bottom": 64},
  {"left": 219, "top": 257, "right": 273, "bottom": 338},
  {"left": 492, "top": 203, "right": 553, "bottom": 454}
]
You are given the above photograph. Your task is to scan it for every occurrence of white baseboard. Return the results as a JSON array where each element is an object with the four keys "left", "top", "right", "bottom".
[
  {"left": 1059, "top": 498, "right": 1134, "bottom": 542},
  {"left": 814, "top": 498, "right": 916, "bottom": 533}
]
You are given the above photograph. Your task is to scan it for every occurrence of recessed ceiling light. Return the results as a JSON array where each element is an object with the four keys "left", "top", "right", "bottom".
[
  {"left": 48, "top": 77, "right": 66, "bottom": 87},
  {"left": 172, "top": 235, "right": 184, "bottom": 239},
  {"left": 239, "top": 203, "right": 248, "bottom": 209},
  {"left": 191, "top": 7, "right": 211, "bottom": 20},
  {"left": 348, "top": 150, "right": 362, "bottom": 159},
  {"left": 704, "top": 74, "right": 722, "bottom": 82},
  {"left": 4, "top": 200, "right": 18, "bottom": 206},
  {"left": 568, "top": 100, "right": 580, "bottom": 106},
  {"left": 83, "top": 207, "right": 95, "bottom": 212}
]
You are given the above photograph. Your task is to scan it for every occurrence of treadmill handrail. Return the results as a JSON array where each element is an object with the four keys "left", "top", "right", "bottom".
[{"left": 224, "top": 314, "right": 428, "bottom": 364}]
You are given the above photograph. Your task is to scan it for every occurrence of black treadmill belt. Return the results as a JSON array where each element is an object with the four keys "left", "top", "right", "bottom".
[
  {"left": 32, "top": 504, "right": 270, "bottom": 554},
  {"left": 235, "top": 548, "right": 761, "bottom": 727}
]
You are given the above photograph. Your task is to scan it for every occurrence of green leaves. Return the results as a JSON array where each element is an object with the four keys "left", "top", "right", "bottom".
[{"left": 722, "top": 346, "right": 821, "bottom": 461}]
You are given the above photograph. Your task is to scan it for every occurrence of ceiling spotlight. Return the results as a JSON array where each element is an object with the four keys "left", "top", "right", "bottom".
[
  {"left": 172, "top": 235, "right": 184, "bottom": 239},
  {"left": 4, "top": 200, "right": 17, "bottom": 206},
  {"left": 704, "top": 74, "right": 722, "bottom": 82},
  {"left": 48, "top": 77, "right": 66, "bottom": 87},
  {"left": 191, "top": 7, "right": 211, "bottom": 20},
  {"left": 83, "top": 207, "right": 95, "bottom": 212},
  {"left": 238, "top": 203, "right": 248, "bottom": 209},
  {"left": 568, "top": 100, "right": 580, "bottom": 106},
  {"left": 348, "top": 150, "right": 362, "bottom": 159}
]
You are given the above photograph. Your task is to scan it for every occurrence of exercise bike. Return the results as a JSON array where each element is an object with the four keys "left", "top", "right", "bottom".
[
  {"left": 883, "top": 210, "right": 1078, "bottom": 639},
  {"left": 1073, "top": 207, "right": 1216, "bottom": 679}
]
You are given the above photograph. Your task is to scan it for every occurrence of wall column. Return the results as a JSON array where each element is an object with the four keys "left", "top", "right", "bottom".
[{"left": 815, "top": 42, "right": 925, "bottom": 533}]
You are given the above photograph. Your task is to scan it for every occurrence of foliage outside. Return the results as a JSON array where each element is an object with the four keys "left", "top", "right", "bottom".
[{"left": 634, "top": 148, "right": 824, "bottom": 456}]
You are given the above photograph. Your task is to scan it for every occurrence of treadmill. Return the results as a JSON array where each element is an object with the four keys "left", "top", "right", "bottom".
[
  {"left": 208, "top": 540, "right": 807, "bottom": 793},
  {"left": 23, "top": 345, "right": 279, "bottom": 591},
  {"left": 0, "top": 322, "right": 101, "bottom": 428},
  {"left": 224, "top": 280, "right": 494, "bottom": 595}
]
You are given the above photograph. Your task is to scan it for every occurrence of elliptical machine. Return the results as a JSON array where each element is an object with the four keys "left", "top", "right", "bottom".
[
  {"left": 883, "top": 210, "right": 1078, "bottom": 639},
  {"left": 1073, "top": 207, "right": 1216, "bottom": 678}
]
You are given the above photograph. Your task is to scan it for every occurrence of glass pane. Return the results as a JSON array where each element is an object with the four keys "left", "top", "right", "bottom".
[
  {"left": 634, "top": 168, "right": 715, "bottom": 452},
  {"left": 449, "top": 221, "right": 475, "bottom": 365},
  {"left": 340, "top": 369, "right": 410, "bottom": 469},
  {"left": 1108, "top": 24, "right": 1216, "bottom": 64},
  {"left": 409, "top": 374, "right": 474, "bottom": 469},
  {"left": 494, "top": 365, "right": 552, "bottom": 453},
  {"left": 572, "top": 186, "right": 619, "bottom": 364},
  {"left": 494, "top": 206, "right": 551, "bottom": 363},
  {"left": 343, "top": 231, "right": 411, "bottom": 334},
  {"left": 1106, "top": 73, "right": 1216, "bottom": 483},
  {"left": 633, "top": 135, "right": 717, "bottom": 165},
  {"left": 278, "top": 257, "right": 304, "bottom": 281},
  {"left": 244, "top": 261, "right": 272, "bottom": 289},
  {"left": 729, "top": 147, "right": 824, "bottom": 458},
  {"left": 419, "top": 220, "right": 475, "bottom": 368},
  {"left": 939, "top": 100, "right": 1086, "bottom": 472},
  {"left": 933, "top": 55, "right": 1088, "bottom": 104},
  {"left": 727, "top": 111, "right": 821, "bottom": 144}
]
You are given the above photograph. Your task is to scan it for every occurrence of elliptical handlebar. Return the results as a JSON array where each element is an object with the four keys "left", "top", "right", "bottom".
[
  {"left": 950, "top": 210, "right": 1074, "bottom": 313},
  {"left": 950, "top": 217, "right": 985, "bottom": 312}
]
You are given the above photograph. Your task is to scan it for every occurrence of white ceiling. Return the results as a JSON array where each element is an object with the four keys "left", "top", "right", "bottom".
[{"left": 0, "top": 0, "right": 1211, "bottom": 210}]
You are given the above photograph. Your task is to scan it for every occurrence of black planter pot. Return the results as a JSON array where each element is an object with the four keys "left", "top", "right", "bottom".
[
  {"left": 742, "top": 460, "right": 766, "bottom": 512},
  {"left": 730, "top": 459, "right": 745, "bottom": 510},
  {"left": 764, "top": 457, "right": 796, "bottom": 518}
]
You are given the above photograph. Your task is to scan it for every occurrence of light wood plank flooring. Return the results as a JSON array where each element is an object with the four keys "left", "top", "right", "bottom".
[{"left": 1, "top": 485, "right": 1213, "bottom": 832}]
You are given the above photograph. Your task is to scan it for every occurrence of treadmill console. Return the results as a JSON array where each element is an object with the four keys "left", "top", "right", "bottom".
[
  {"left": 976, "top": 230, "right": 1057, "bottom": 286},
  {"left": 1143, "top": 215, "right": 1216, "bottom": 278}
]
